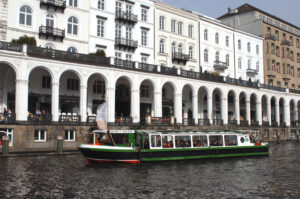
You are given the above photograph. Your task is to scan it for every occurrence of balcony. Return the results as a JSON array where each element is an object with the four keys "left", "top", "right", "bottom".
[
  {"left": 39, "top": 26, "right": 65, "bottom": 42},
  {"left": 59, "top": 115, "right": 81, "bottom": 125},
  {"left": 246, "top": 68, "right": 258, "bottom": 77},
  {"left": 265, "top": 33, "right": 277, "bottom": 41},
  {"left": 213, "top": 61, "right": 228, "bottom": 70},
  {"left": 138, "top": 63, "right": 158, "bottom": 72},
  {"left": 115, "top": 37, "right": 138, "bottom": 51},
  {"left": 115, "top": 11, "right": 138, "bottom": 24},
  {"left": 281, "top": 39, "right": 291, "bottom": 46},
  {"left": 40, "top": 0, "right": 66, "bottom": 13},
  {"left": 114, "top": 58, "right": 135, "bottom": 69},
  {"left": 172, "top": 53, "right": 190, "bottom": 64}
]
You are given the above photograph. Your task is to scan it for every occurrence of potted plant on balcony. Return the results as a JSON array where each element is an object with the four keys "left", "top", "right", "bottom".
[{"left": 12, "top": 35, "right": 37, "bottom": 46}]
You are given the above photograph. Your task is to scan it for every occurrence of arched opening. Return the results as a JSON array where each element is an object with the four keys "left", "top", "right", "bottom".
[
  {"left": 182, "top": 85, "right": 193, "bottom": 125},
  {"left": 28, "top": 67, "right": 52, "bottom": 122},
  {"left": 261, "top": 95, "right": 268, "bottom": 125},
  {"left": 279, "top": 98, "right": 285, "bottom": 126},
  {"left": 239, "top": 92, "right": 247, "bottom": 125},
  {"left": 0, "top": 63, "right": 16, "bottom": 121},
  {"left": 59, "top": 71, "right": 80, "bottom": 115},
  {"left": 271, "top": 97, "right": 276, "bottom": 126},
  {"left": 115, "top": 77, "right": 131, "bottom": 120},
  {"left": 290, "top": 100, "right": 296, "bottom": 127},
  {"left": 87, "top": 74, "right": 106, "bottom": 116},
  {"left": 198, "top": 86, "right": 208, "bottom": 125},
  {"left": 140, "top": 80, "right": 154, "bottom": 124},
  {"left": 297, "top": 101, "right": 300, "bottom": 122},
  {"left": 212, "top": 88, "right": 222, "bottom": 125},
  {"left": 250, "top": 94, "right": 257, "bottom": 125},
  {"left": 228, "top": 90, "right": 236, "bottom": 124},
  {"left": 162, "top": 82, "right": 174, "bottom": 118}
]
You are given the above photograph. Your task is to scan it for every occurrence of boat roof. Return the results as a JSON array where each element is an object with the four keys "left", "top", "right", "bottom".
[
  {"left": 92, "top": 130, "right": 135, "bottom": 134},
  {"left": 141, "top": 130, "right": 248, "bottom": 135}
]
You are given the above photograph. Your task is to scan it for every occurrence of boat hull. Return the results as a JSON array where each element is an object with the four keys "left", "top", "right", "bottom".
[{"left": 79, "top": 145, "right": 268, "bottom": 163}]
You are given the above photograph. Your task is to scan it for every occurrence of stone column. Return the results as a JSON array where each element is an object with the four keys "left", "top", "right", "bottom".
[
  {"left": 267, "top": 99, "right": 271, "bottom": 125},
  {"left": 284, "top": 100, "right": 290, "bottom": 127},
  {"left": 80, "top": 85, "right": 87, "bottom": 122},
  {"left": 275, "top": 99, "right": 280, "bottom": 125},
  {"left": 174, "top": 92, "right": 182, "bottom": 124},
  {"left": 246, "top": 96, "right": 251, "bottom": 125},
  {"left": 192, "top": 94, "right": 198, "bottom": 124},
  {"left": 207, "top": 91, "right": 212, "bottom": 125},
  {"left": 221, "top": 97, "right": 228, "bottom": 125},
  {"left": 154, "top": 91, "right": 162, "bottom": 117},
  {"left": 131, "top": 89, "right": 140, "bottom": 124},
  {"left": 256, "top": 100, "right": 262, "bottom": 126},
  {"left": 51, "top": 82, "right": 59, "bottom": 122},
  {"left": 235, "top": 96, "right": 240, "bottom": 125},
  {"left": 15, "top": 79, "right": 28, "bottom": 121},
  {"left": 106, "top": 87, "right": 115, "bottom": 124}
]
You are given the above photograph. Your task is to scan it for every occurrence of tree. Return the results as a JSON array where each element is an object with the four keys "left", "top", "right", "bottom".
[
  {"left": 89, "top": 50, "right": 106, "bottom": 57},
  {"left": 12, "top": 35, "right": 37, "bottom": 46}
]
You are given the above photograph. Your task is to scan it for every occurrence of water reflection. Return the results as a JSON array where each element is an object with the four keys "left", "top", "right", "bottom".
[{"left": 1, "top": 142, "right": 300, "bottom": 198}]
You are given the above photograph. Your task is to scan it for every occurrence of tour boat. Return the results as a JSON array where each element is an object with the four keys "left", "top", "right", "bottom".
[{"left": 79, "top": 130, "right": 268, "bottom": 164}]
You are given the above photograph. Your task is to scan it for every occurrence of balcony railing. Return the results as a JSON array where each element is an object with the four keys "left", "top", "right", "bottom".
[
  {"left": 280, "top": 121, "right": 286, "bottom": 127},
  {"left": 240, "top": 120, "right": 249, "bottom": 127},
  {"left": 114, "top": 117, "right": 132, "bottom": 125},
  {"left": 28, "top": 114, "right": 52, "bottom": 124},
  {"left": 228, "top": 120, "right": 237, "bottom": 126},
  {"left": 114, "top": 58, "right": 135, "bottom": 69},
  {"left": 138, "top": 63, "right": 157, "bottom": 72},
  {"left": 251, "top": 120, "right": 259, "bottom": 127},
  {"left": 172, "top": 53, "right": 190, "bottom": 64},
  {"left": 289, "top": 89, "right": 300, "bottom": 94},
  {"left": 40, "top": 0, "right": 66, "bottom": 12},
  {"left": 265, "top": 33, "right": 277, "bottom": 41},
  {"left": 260, "top": 84, "right": 286, "bottom": 92},
  {"left": 115, "top": 11, "right": 138, "bottom": 24},
  {"left": 246, "top": 68, "right": 258, "bottom": 76},
  {"left": 213, "top": 119, "right": 223, "bottom": 126},
  {"left": 0, "top": 41, "right": 22, "bottom": 52},
  {"left": 115, "top": 37, "right": 138, "bottom": 50},
  {"left": 271, "top": 121, "right": 278, "bottom": 127},
  {"left": 27, "top": 46, "right": 110, "bottom": 66},
  {"left": 262, "top": 121, "right": 269, "bottom": 126},
  {"left": 181, "top": 69, "right": 201, "bottom": 79},
  {"left": 161, "top": 66, "right": 178, "bottom": 75},
  {"left": 59, "top": 115, "right": 81, "bottom": 125},
  {"left": 86, "top": 116, "right": 96, "bottom": 123},
  {"left": 0, "top": 113, "right": 16, "bottom": 124},
  {"left": 183, "top": 118, "right": 195, "bottom": 126},
  {"left": 147, "top": 117, "right": 174, "bottom": 125},
  {"left": 214, "top": 61, "right": 228, "bottom": 70},
  {"left": 281, "top": 39, "right": 291, "bottom": 46},
  {"left": 39, "top": 26, "right": 65, "bottom": 41},
  {"left": 226, "top": 77, "right": 258, "bottom": 88}
]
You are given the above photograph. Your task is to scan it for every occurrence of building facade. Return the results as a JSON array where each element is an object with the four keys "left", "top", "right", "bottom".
[{"left": 219, "top": 3, "right": 300, "bottom": 90}]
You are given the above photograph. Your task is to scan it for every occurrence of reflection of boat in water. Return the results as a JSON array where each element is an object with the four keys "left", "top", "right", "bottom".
[{"left": 79, "top": 130, "right": 268, "bottom": 164}]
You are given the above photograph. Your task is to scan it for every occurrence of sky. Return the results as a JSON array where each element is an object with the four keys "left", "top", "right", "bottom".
[{"left": 159, "top": 0, "right": 300, "bottom": 27}]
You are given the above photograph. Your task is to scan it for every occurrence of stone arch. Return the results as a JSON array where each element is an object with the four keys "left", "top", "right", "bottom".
[
  {"left": 212, "top": 87, "right": 223, "bottom": 123},
  {"left": 115, "top": 76, "right": 132, "bottom": 119},
  {"left": 182, "top": 84, "right": 195, "bottom": 123},
  {"left": 261, "top": 95, "right": 269, "bottom": 125},
  {"left": 227, "top": 90, "right": 236, "bottom": 123},
  {"left": 140, "top": 79, "right": 155, "bottom": 121},
  {"left": 161, "top": 81, "right": 175, "bottom": 117},
  {"left": 27, "top": 65, "right": 55, "bottom": 83}
]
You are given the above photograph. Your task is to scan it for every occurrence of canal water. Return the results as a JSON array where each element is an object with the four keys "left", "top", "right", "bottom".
[{"left": 1, "top": 142, "right": 300, "bottom": 199}]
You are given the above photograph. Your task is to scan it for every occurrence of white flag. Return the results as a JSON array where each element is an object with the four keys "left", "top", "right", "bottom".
[{"left": 96, "top": 101, "right": 107, "bottom": 130}]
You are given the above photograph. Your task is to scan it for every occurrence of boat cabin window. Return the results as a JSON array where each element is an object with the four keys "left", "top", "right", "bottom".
[
  {"left": 209, "top": 135, "right": 223, "bottom": 146},
  {"left": 111, "top": 134, "right": 129, "bottom": 146},
  {"left": 95, "top": 133, "right": 111, "bottom": 145},
  {"left": 162, "top": 135, "right": 173, "bottom": 148},
  {"left": 87, "top": 133, "right": 94, "bottom": 144},
  {"left": 151, "top": 135, "right": 161, "bottom": 148},
  {"left": 224, "top": 135, "right": 238, "bottom": 146},
  {"left": 175, "top": 136, "right": 191, "bottom": 148},
  {"left": 143, "top": 133, "right": 150, "bottom": 149},
  {"left": 193, "top": 135, "right": 208, "bottom": 147}
]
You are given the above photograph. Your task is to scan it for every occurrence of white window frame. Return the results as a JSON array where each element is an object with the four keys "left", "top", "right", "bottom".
[
  {"left": 215, "top": 33, "right": 219, "bottom": 44},
  {"left": 19, "top": 5, "right": 32, "bottom": 26},
  {"left": 34, "top": 130, "right": 47, "bottom": 142},
  {"left": 0, "top": 129, "right": 13, "bottom": 146},
  {"left": 204, "top": 49, "right": 208, "bottom": 62},
  {"left": 115, "top": 1, "right": 122, "bottom": 13},
  {"left": 204, "top": 29, "right": 208, "bottom": 40},
  {"left": 215, "top": 51, "right": 220, "bottom": 62},
  {"left": 97, "top": 19, "right": 105, "bottom": 37},
  {"left": 69, "top": 0, "right": 78, "bottom": 7},
  {"left": 141, "top": 29, "right": 148, "bottom": 46},
  {"left": 226, "top": 36, "right": 229, "bottom": 47},
  {"left": 141, "top": 56, "right": 148, "bottom": 63},
  {"left": 247, "top": 42, "right": 251, "bottom": 52},
  {"left": 67, "top": 16, "right": 78, "bottom": 35},
  {"left": 159, "top": 16, "right": 165, "bottom": 30},
  {"left": 115, "top": 52, "right": 122, "bottom": 59},
  {"left": 238, "top": 57, "right": 242, "bottom": 69},
  {"left": 178, "top": 22, "right": 183, "bottom": 35},
  {"left": 64, "top": 130, "right": 76, "bottom": 141},
  {"left": 189, "top": 46, "right": 193, "bottom": 59},
  {"left": 171, "top": 20, "right": 176, "bottom": 33},
  {"left": 226, "top": 54, "right": 229, "bottom": 66},
  {"left": 188, "top": 25, "right": 193, "bottom": 38},
  {"left": 98, "top": 0, "right": 104, "bottom": 10},
  {"left": 238, "top": 40, "right": 241, "bottom": 50},
  {"left": 126, "top": 54, "right": 132, "bottom": 61},
  {"left": 256, "top": 45, "right": 259, "bottom": 55},
  {"left": 159, "top": 39, "right": 165, "bottom": 53},
  {"left": 115, "top": 24, "right": 121, "bottom": 38},
  {"left": 141, "top": 8, "right": 147, "bottom": 22}
]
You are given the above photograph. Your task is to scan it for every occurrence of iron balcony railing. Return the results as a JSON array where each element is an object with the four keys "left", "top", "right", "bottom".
[
  {"left": 198, "top": 119, "right": 210, "bottom": 126},
  {"left": 246, "top": 68, "right": 258, "bottom": 76},
  {"left": 59, "top": 115, "right": 81, "bottom": 124},
  {"left": 0, "top": 112, "right": 16, "bottom": 124},
  {"left": 181, "top": 69, "right": 200, "bottom": 79},
  {"left": 114, "top": 58, "right": 135, "bottom": 69},
  {"left": 138, "top": 63, "right": 157, "bottom": 72},
  {"left": 28, "top": 114, "right": 52, "bottom": 124},
  {"left": 260, "top": 84, "right": 286, "bottom": 92},
  {"left": 115, "top": 37, "right": 138, "bottom": 49},
  {"left": 214, "top": 61, "right": 228, "bottom": 70},
  {"left": 262, "top": 121, "right": 269, "bottom": 126},
  {"left": 228, "top": 120, "right": 237, "bottom": 126},
  {"left": 226, "top": 77, "right": 258, "bottom": 88},
  {"left": 0, "top": 41, "right": 22, "bottom": 52},
  {"left": 271, "top": 121, "right": 278, "bottom": 127},
  {"left": 39, "top": 25, "right": 65, "bottom": 41},
  {"left": 213, "top": 119, "right": 223, "bottom": 126},
  {"left": 251, "top": 120, "right": 259, "bottom": 127},
  {"left": 281, "top": 39, "right": 291, "bottom": 46},
  {"left": 183, "top": 118, "right": 195, "bottom": 126},
  {"left": 289, "top": 89, "right": 300, "bottom": 94},
  {"left": 240, "top": 120, "right": 249, "bottom": 127},
  {"left": 114, "top": 117, "right": 132, "bottom": 125},
  {"left": 40, "top": 0, "right": 66, "bottom": 12},
  {"left": 172, "top": 53, "right": 190, "bottom": 64},
  {"left": 161, "top": 66, "right": 178, "bottom": 75},
  {"left": 115, "top": 11, "right": 138, "bottom": 23},
  {"left": 27, "top": 46, "right": 110, "bottom": 66},
  {"left": 265, "top": 33, "right": 277, "bottom": 41},
  {"left": 86, "top": 116, "right": 96, "bottom": 123},
  {"left": 147, "top": 117, "right": 173, "bottom": 125}
]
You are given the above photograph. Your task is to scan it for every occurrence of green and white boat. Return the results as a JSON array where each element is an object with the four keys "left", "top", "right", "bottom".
[{"left": 79, "top": 130, "right": 268, "bottom": 164}]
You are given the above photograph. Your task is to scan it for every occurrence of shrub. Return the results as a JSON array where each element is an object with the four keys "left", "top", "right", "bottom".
[
  {"left": 89, "top": 50, "right": 106, "bottom": 57},
  {"left": 12, "top": 35, "right": 37, "bottom": 46}
]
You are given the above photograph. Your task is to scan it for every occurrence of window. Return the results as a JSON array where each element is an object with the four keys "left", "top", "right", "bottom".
[
  {"left": 115, "top": 52, "right": 122, "bottom": 59},
  {"left": 287, "top": 64, "right": 290, "bottom": 74},
  {"left": 256, "top": 45, "right": 259, "bottom": 54},
  {"left": 162, "top": 135, "right": 173, "bottom": 148},
  {"left": 34, "top": 130, "right": 46, "bottom": 142},
  {"left": 226, "top": 36, "right": 229, "bottom": 47},
  {"left": 175, "top": 136, "right": 191, "bottom": 148},
  {"left": 297, "top": 53, "right": 300, "bottom": 63},
  {"left": 67, "top": 47, "right": 77, "bottom": 53},
  {"left": 238, "top": 57, "right": 242, "bottom": 69},
  {"left": 215, "top": 33, "right": 219, "bottom": 44},
  {"left": 19, "top": 5, "right": 32, "bottom": 26},
  {"left": 204, "top": 29, "right": 208, "bottom": 40},
  {"left": 291, "top": 66, "right": 294, "bottom": 76},
  {"left": 159, "top": 39, "right": 165, "bottom": 53},
  {"left": 204, "top": 49, "right": 208, "bottom": 62},
  {"left": 159, "top": 16, "right": 165, "bottom": 30},
  {"left": 266, "top": 42, "right": 269, "bottom": 53},
  {"left": 45, "top": 43, "right": 55, "bottom": 49},
  {"left": 172, "top": 42, "right": 176, "bottom": 55},
  {"left": 67, "top": 78, "right": 79, "bottom": 91},
  {"left": 42, "top": 76, "right": 51, "bottom": 89},
  {"left": 192, "top": 135, "right": 207, "bottom": 147},
  {"left": 297, "top": 68, "right": 300, "bottom": 78},
  {"left": 126, "top": 4, "right": 132, "bottom": 14},
  {"left": 46, "top": 13, "right": 54, "bottom": 28},
  {"left": 141, "top": 8, "right": 147, "bottom": 22},
  {"left": 67, "top": 16, "right": 78, "bottom": 35},
  {"left": 141, "top": 29, "right": 148, "bottom": 46},
  {"left": 226, "top": 54, "right": 229, "bottom": 66},
  {"left": 290, "top": 36, "right": 293, "bottom": 46},
  {"left": 151, "top": 135, "right": 161, "bottom": 148},
  {"left": 115, "top": 1, "right": 122, "bottom": 13},
  {"left": 248, "top": 59, "right": 251, "bottom": 69},
  {"left": 209, "top": 135, "right": 223, "bottom": 146},
  {"left": 69, "top": 0, "right": 77, "bottom": 7},
  {"left": 224, "top": 135, "right": 237, "bottom": 146},
  {"left": 141, "top": 56, "right": 148, "bottom": 63},
  {"left": 282, "top": 63, "right": 285, "bottom": 74},
  {"left": 247, "top": 42, "right": 251, "bottom": 52},
  {"left": 178, "top": 22, "right": 183, "bottom": 35},
  {"left": 140, "top": 85, "right": 149, "bottom": 97},
  {"left": 238, "top": 40, "right": 241, "bottom": 50},
  {"left": 297, "top": 39, "right": 300, "bottom": 48},
  {"left": 125, "top": 54, "right": 132, "bottom": 61},
  {"left": 189, "top": 46, "right": 193, "bottom": 59},
  {"left": 0, "top": 129, "right": 13, "bottom": 146},
  {"left": 276, "top": 46, "right": 280, "bottom": 57},
  {"left": 171, "top": 20, "right": 176, "bottom": 33},
  {"left": 115, "top": 24, "right": 121, "bottom": 38},
  {"left": 257, "top": 61, "right": 260, "bottom": 72},
  {"left": 65, "top": 130, "right": 75, "bottom": 141},
  {"left": 98, "top": 0, "right": 104, "bottom": 10},
  {"left": 178, "top": 44, "right": 182, "bottom": 54},
  {"left": 188, "top": 25, "right": 193, "bottom": 38},
  {"left": 93, "top": 80, "right": 105, "bottom": 94},
  {"left": 271, "top": 43, "right": 275, "bottom": 54},
  {"left": 276, "top": 62, "right": 280, "bottom": 73},
  {"left": 97, "top": 19, "right": 104, "bottom": 37},
  {"left": 275, "top": 30, "right": 279, "bottom": 40},
  {"left": 215, "top": 51, "right": 219, "bottom": 61},
  {"left": 126, "top": 27, "right": 132, "bottom": 40}
]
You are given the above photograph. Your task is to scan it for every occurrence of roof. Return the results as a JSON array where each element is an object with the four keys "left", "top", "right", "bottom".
[{"left": 218, "top": 3, "right": 300, "bottom": 31}]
